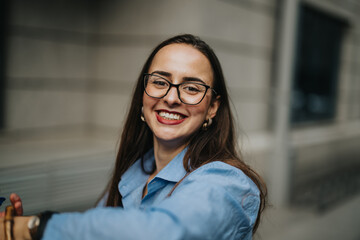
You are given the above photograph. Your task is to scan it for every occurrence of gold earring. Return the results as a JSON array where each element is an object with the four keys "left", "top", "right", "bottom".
[
  {"left": 202, "top": 118, "right": 212, "bottom": 130},
  {"left": 141, "top": 107, "right": 145, "bottom": 122},
  {"left": 208, "top": 118, "right": 212, "bottom": 127}
]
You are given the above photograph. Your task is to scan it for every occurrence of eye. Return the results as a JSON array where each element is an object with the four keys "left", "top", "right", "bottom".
[
  {"left": 149, "top": 76, "right": 169, "bottom": 88},
  {"left": 153, "top": 80, "right": 167, "bottom": 86},
  {"left": 181, "top": 83, "right": 205, "bottom": 94},
  {"left": 185, "top": 86, "right": 201, "bottom": 92}
]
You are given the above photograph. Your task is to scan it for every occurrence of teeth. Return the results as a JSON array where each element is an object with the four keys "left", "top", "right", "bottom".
[{"left": 159, "top": 111, "right": 183, "bottom": 120}]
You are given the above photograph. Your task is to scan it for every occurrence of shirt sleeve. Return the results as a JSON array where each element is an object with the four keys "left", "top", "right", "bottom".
[{"left": 42, "top": 161, "right": 260, "bottom": 240}]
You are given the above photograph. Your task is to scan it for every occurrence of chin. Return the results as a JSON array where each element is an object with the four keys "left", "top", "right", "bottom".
[
  {"left": 154, "top": 132, "right": 188, "bottom": 146},
  {"left": 156, "top": 133, "right": 184, "bottom": 142}
]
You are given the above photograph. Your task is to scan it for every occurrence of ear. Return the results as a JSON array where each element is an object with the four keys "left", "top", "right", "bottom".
[{"left": 206, "top": 96, "right": 220, "bottom": 120}]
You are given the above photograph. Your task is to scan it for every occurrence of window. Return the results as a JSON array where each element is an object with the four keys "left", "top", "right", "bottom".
[{"left": 291, "top": 4, "right": 347, "bottom": 124}]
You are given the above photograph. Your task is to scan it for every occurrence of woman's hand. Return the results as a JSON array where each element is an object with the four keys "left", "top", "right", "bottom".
[
  {"left": 0, "top": 216, "right": 32, "bottom": 240},
  {"left": 0, "top": 193, "right": 23, "bottom": 217}
]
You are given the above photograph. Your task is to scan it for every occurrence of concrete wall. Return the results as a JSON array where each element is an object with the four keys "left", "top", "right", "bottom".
[
  {"left": 5, "top": 0, "right": 98, "bottom": 131},
  {"left": 4, "top": 0, "right": 277, "bottom": 138}
]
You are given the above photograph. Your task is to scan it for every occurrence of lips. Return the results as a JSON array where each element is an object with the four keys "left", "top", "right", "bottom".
[
  {"left": 158, "top": 111, "right": 184, "bottom": 120},
  {"left": 156, "top": 110, "right": 187, "bottom": 125}
]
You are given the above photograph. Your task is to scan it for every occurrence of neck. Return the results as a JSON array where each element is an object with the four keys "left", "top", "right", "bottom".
[
  {"left": 152, "top": 138, "right": 187, "bottom": 174},
  {"left": 143, "top": 138, "right": 186, "bottom": 199}
]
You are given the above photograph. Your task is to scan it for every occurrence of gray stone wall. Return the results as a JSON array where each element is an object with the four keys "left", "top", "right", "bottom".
[{"left": 5, "top": 0, "right": 98, "bottom": 131}]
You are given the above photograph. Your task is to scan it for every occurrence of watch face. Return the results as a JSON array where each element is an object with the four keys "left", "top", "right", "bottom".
[{"left": 28, "top": 216, "right": 40, "bottom": 229}]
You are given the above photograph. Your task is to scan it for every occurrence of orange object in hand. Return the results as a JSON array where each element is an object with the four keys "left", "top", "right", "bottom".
[{"left": 4, "top": 205, "right": 14, "bottom": 240}]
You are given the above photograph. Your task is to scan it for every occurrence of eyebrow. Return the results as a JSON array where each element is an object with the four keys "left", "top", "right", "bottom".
[{"left": 150, "top": 70, "right": 207, "bottom": 85}]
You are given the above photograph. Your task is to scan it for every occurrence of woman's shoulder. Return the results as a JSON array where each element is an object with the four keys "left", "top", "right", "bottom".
[
  {"left": 186, "top": 160, "right": 260, "bottom": 195},
  {"left": 178, "top": 160, "right": 260, "bottom": 224},
  {"left": 191, "top": 160, "right": 249, "bottom": 178}
]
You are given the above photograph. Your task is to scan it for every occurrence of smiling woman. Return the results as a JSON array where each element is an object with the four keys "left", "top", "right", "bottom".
[{"left": 0, "top": 34, "right": 267, "bottom": 240}]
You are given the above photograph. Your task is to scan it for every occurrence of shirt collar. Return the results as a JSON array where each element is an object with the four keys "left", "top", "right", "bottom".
[
  {"left": 154, "top": 147, "right": 188, "bottom": 183},
  {"left": 118, "top": 147, "right": 188, "bottom": 197},
  {"left": 118, "top": 149, "right": 155, "bottom": 197}
]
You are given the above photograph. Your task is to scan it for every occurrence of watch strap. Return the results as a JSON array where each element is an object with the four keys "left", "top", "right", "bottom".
[{"left": 31, "top": 211, "right": 58, "bottom": 240}]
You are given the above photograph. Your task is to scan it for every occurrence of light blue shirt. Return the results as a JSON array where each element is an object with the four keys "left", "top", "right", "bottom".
[{"left": 43, "top": 148, "right": 260, "bottom": 240}]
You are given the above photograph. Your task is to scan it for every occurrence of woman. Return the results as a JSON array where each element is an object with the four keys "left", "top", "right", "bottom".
[{"left": 1, "top": 34, "right": 267, "bottom": 240}]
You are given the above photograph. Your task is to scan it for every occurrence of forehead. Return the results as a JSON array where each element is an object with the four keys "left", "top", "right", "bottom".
[{"left": 149, "top": 44, "right": 214, "bottom": 84}]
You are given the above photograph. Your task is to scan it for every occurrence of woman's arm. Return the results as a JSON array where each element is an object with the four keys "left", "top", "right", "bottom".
[
  {"left": 42, "top": 162, "right": 260, "bottom": 240},
  {"left": 0, "top": 162, "right": 260, "bottom": 240}
]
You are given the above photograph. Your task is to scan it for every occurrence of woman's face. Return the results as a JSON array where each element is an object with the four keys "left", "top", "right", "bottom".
[{"left": 143, "top": 43, "right": 220, "bottom": 148}]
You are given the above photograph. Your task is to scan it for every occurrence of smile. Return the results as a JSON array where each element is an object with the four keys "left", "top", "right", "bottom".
[
  {"left": 155, "top": 110, "right": 187, "bottom": 125},
  {"left": 158, "top": 111, "right": 184, "bottom": 120}
]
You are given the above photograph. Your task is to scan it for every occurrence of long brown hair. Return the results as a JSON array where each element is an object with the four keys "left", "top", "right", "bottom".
[{"left": 101, "top": 34, "right": 267, "bottom": 233}]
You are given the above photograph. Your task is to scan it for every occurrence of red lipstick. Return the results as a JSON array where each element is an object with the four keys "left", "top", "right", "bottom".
[{"left": 156, "top": 110, "right": 187, "bottom": 125}]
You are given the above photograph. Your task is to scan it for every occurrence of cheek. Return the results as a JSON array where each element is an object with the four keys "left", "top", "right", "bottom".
[
  {"left": 187, "top": 102, "right": 211, "bottom": 124},
  {"left": 142, "top": 94, "right": 157, "bottom": 116},
  {"left": 143, "top": 93, "right": 152, "bottom": 107},
  {"left": 192, "top": 96, "right": 211, "bottom": 116}
]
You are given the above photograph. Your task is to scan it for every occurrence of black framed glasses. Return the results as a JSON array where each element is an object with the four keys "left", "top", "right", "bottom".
[{"left": 144, "top": 73, "right": 217, "bottom": 105}]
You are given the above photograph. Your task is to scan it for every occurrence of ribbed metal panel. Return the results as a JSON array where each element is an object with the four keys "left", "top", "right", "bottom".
[{"left": 0, "top": 151, "right": 115, "bottom": 215}]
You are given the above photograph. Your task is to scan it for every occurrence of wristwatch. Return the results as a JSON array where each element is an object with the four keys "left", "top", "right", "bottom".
[{"left": 27, "top": 216, "right": 40, "bottom": 239}]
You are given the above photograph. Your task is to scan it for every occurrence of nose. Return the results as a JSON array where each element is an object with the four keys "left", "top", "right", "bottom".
[{"left": 163, "top": 86, "right": 181, "bottom": 105}]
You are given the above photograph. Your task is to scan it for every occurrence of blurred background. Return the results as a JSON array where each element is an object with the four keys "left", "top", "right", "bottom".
[{"left": 0, "top": 0, "right": 359, "bottom": 239}]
